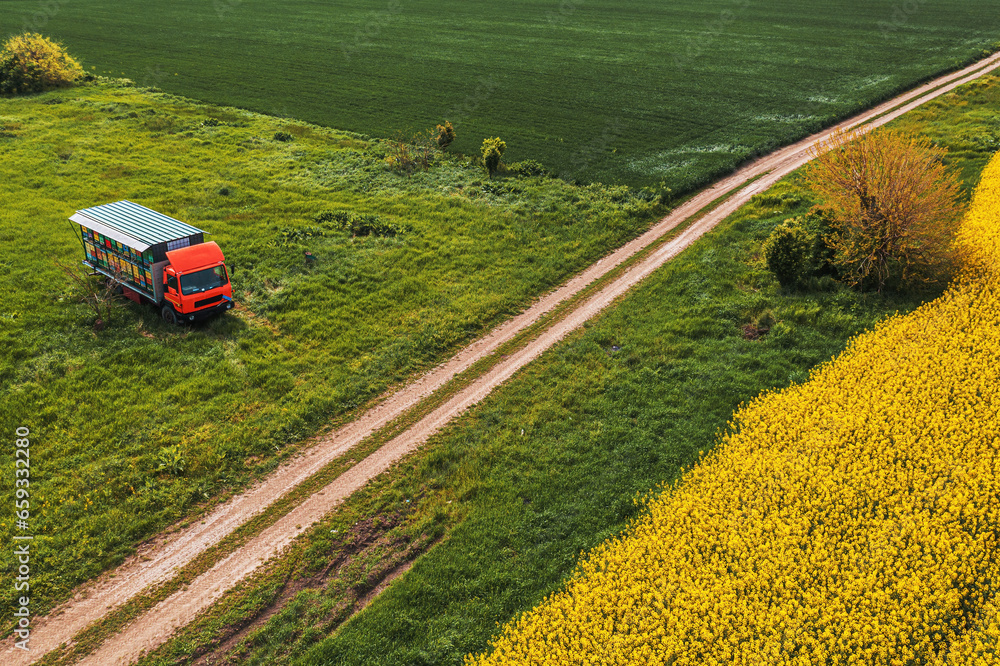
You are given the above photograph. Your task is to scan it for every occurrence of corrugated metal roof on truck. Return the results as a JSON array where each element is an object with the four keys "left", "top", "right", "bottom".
[{"left": 69, "top": 200, "right": 205, "bottom": 250}]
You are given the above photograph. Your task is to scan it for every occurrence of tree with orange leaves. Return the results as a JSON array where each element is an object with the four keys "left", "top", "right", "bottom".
[{"left": 806, "top": 128, "right": 962, "bottom": 292}]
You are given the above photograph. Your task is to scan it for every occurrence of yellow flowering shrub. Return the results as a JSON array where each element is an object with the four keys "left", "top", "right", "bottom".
[
  {"left": 466, "top": 152, "right": 1000, "bottom": 666},
  {"left": 0, "top": 33, "right": 84, "bottom": 95}
]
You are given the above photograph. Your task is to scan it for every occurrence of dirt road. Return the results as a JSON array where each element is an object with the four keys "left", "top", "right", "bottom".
[{"left": 8, "top": 51, "right": 1000, "bottom": 666}]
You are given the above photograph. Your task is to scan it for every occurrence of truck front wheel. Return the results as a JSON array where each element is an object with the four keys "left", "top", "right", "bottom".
[{"left": 161, "top": 305, "right": 179, "bottom": 326}]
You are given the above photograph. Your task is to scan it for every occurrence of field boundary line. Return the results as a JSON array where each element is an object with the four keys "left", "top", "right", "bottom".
[{"left": 6, "top": 50, "right": 1000, "bottom": 666}]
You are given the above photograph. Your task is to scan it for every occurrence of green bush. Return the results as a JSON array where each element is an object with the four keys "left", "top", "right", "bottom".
[
  {"left": 802, "top": 208, "right": 838, "bottom": 279},
  {"left": 156, "top": 445, "right": 186, "bottom": 476},
  {"left": 313, "top": 211, "right": 411, "bottom": 238},
  {"left": 511, "top": 159, "right": 548, "bottom": 177},
  {"left": 436, "top": 121, "right": 455, "bottom": 150},
  {"left": 273, "top": 131, "right": 294, "bottom": 142},
  {"left": 763, "top": 218, "right": 810, "bottom": 288},
  {"left": 637, "top": 180, "right": 673, "bottom": 204},
  {"left": 480, "top": 181, "right": 524, "bottom": 197},
  {"left": 482, "top": 136, "right": 506, "bottom": 178}
]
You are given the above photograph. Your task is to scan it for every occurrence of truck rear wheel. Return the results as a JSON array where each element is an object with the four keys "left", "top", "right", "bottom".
[{"left": 161, "top": 305, "right": 179, "bottom": 325}]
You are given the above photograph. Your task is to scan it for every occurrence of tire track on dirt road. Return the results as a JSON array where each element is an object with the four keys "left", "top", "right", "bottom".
[{"left": 8, "top": 50, "right": 1000, "bottom": 666}]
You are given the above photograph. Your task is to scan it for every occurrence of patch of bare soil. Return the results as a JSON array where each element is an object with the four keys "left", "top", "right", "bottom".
[{"left": 192, "top": 514, "right": 433, "bottom": 666}]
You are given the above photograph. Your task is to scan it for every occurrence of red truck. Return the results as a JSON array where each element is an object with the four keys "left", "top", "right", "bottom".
[{"left": 70, "top": 200, "right": 234, "bottom": 324}]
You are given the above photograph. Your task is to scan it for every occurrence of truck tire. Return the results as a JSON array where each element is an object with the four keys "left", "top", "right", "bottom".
[{"left": 161, "top": 305, "right": 179, "bottom": 325}]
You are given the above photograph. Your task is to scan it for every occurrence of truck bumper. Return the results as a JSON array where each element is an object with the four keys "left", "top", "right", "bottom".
[{"left": 184, "top": 298, "right": 235, "bottom": 322}]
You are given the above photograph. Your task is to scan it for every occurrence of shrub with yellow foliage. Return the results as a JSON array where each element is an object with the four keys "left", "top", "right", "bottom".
[
  {"left": 466, "top": 151, "right": 1000, "bottom": 665},
  {"left": 0, "top": 33, "right": 84, "bottom": 95},
  {"left": 806, "top": 129, "right": 964, "bottom": 292}
]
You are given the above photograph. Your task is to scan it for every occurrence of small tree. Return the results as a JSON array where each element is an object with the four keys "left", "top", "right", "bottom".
[
  {"left": 805, "top": 128, "right": 962, "bottom": 292},
  {"left": 54, "top": 258, "right": 123, "bottom": 331},
  {"left": 436, "top": 121, "right": 455, "bottom": 150},
  {"left": 0, "top": 33, "right": 84, "bottom": 95},
  {"left": 764, "top": 218, "right": 810, "bottom": 288},
  {"left": 386, "top": 128, "right": 439, "bottom": 175},
  {"left": 482, "top": 137, "right": 506, "bottom": 178},
  {"left": 385, "top": 134, "right": 418, "bottom": 174}
]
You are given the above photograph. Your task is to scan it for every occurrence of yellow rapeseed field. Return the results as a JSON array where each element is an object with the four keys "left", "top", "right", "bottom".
[{"left": 467, "top": 152, "right": 1000, "bottom": 666}]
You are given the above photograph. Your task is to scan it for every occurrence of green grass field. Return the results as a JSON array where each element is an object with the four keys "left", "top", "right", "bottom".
[
  {"left": 0, "top": 80, "right": 664, "bottom": 621},
  {"left": 134, "top": 74, "right": 1000, "bottom": 666},
  {"left": 1, "top": 0, "right": 998, "bottom": 188}
]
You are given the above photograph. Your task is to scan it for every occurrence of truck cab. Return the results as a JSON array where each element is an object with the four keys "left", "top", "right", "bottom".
[{"left": 158, "top": 241, "right": 234, "bottom": 324}]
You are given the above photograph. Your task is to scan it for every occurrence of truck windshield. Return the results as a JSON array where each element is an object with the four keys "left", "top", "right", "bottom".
[{"left": 180, "top": 266, "right": 228, "bottom": 295}]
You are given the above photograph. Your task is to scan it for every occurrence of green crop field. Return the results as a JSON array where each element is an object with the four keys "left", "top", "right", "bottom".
[
  {"left": 133, "top": 75, "right": 1000, "bottom": 666},
  {"left": 1, "top": 0, "right": 998, "bottom": 189}
]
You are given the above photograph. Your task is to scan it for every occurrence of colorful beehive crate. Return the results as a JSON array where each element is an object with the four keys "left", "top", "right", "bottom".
[{"left": 71, "top": 200, "right": 208, "bottom": 300}]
